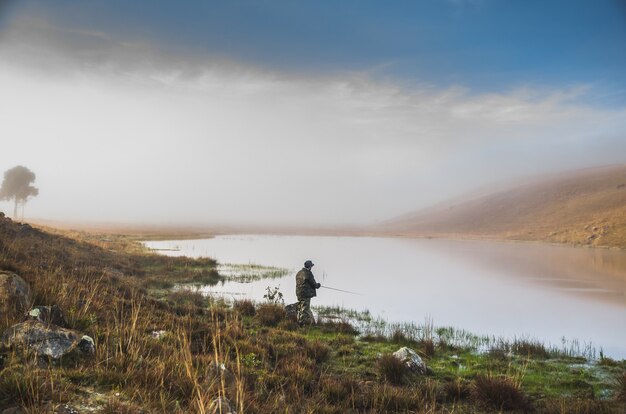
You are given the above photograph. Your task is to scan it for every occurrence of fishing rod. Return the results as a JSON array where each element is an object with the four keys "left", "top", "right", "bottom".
[{"left": 320, "top": 285, "right": 361, "bottom": 295}]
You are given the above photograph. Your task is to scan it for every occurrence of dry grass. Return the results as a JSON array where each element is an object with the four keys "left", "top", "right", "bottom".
[
  {"left": 0, "top": 220, "right": 241, "bottom": 413},
  {"left": 383, "top": 164, "right": 626, "bottom": 248},
  {"left": 539, "top": 398, "right": 616, "bottom": 414},
  {"left": 513, "top": 339, "right": 550, "bottom": 359},
  {"left": 616, "top": 371, "right": 626, "bottom": 402},
  {"left": 255, "top": 304, "right": 285, "bottom": 327},
  {"left": 233, "top": 299, "right": 256, "bottom": 317},
  {"left": 1, "top": 217, "right": 624, "bottom": 413},
  {"left": 470, "top": 374, "right": 531, "bottom": 411},
  {"left": 377, "top": 353, "right": 409, "bottom": 386}
]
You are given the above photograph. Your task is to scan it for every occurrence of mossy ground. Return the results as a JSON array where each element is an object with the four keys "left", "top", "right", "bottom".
[{"left": 0, "top": 217, "right": 624, "bottom": 413}]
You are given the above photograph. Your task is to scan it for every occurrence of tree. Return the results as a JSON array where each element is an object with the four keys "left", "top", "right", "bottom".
[{"left": 0, "top": 166, "right": 39, "bottom": 221}]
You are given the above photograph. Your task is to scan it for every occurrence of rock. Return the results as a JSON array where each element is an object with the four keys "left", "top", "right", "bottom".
[
  {"left": 0, "top": 271, "right": 31, "bottom": 319},
  {"left": 151, "top": 330, "right": 168, "bottom": 340},
  {"left": 0, "top": 320, "right": 95, "bottom": 359},
  {"left": 284, "top": 303, "right": 298, "bottom": 321},
  {"left": 78, "top": 335, "right": 95, "bottom": 355},
  {"left": 393, "top": 347, "right": 428, "bottom": 374},
  {"left": 26, "top": 305, "right": 68, "bottom": 327},
  {"left": 208, "top": 397, "right": 236, "bottom": 414},
  {"left": 1, "top": 407, "right": 22, "bottom": 414},
  {"left": 53, "top": 404, "right": 80, "bottom": 414}
]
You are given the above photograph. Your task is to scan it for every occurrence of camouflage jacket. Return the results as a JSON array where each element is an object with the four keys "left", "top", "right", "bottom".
[{"left": 296, "top": 268, "right": 318, "bottom": 299}]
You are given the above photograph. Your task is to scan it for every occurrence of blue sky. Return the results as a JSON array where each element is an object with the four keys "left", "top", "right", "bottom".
[
  {"left": 0, "top": 1, "right": 625, "bottom": 224},
  {"left": 7, "top": 0, "right": 625, "bottom": 102}
]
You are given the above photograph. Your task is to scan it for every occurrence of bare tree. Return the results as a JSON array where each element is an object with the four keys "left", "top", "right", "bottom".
[{"left": 0, "top": 166, "right": 39, "bottom": 221}]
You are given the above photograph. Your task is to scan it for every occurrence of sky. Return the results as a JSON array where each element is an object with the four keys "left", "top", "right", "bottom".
[{"left": 0, "top": 0, "right": 625, "bottom": 226}]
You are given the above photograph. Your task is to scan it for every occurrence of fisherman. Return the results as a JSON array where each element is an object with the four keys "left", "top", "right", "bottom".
[{"left": 295, "top": 260, "right": 321, "bottom": 326}]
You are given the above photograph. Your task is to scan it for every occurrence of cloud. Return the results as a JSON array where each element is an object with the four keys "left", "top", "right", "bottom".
[{"left": 0, "top": 14, "right": 625, "bottom": 225}]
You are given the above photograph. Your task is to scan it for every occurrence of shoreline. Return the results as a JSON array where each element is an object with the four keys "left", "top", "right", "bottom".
[{"left": 23, "top": 214, "right": 625, "bottom": 250}]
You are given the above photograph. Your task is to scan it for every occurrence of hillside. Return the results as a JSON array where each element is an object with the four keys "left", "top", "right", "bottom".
[
  {"left": 1, "top": 214, "right": 625, "bottom": 412},
  {"left": 382, "top": 165, "right": 626, "bottom": 248}
]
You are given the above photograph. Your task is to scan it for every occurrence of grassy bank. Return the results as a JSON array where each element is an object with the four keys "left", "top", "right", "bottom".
[{"left": 0, "top": 217, "right": 624, "bottom": 413}]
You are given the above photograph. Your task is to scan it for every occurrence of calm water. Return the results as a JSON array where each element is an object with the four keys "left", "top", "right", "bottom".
[{"left": 144, "top": 235, "right": 626, "bottom": 358}]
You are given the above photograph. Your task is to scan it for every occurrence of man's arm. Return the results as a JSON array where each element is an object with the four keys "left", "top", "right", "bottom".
[{"left": 306, "top": 271, "right": 321, "bottom": 289}]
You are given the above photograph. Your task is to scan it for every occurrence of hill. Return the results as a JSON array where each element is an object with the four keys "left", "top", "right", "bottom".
[{"left": 381, "top": 165, "right": 626, "bottom": 248}]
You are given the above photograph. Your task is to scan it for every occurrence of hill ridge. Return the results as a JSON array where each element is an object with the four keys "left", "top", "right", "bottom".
[{"left": 382, "top": 164, "right": 626, "bottom": 248}]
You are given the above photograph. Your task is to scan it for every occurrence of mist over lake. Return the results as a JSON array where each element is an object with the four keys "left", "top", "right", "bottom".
[{"left": 145, "top": 235, "right": 626, "bottom": 358}]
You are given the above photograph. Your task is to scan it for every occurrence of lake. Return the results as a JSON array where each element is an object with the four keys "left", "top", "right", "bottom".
[{"left": 144, "top": 235, "right": 626, "bottom": 358}]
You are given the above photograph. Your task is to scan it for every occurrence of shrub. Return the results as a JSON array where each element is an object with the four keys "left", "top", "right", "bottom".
[
  {"left": 233, "top": 299, "right": 256, "bottom": 316},
  {"left": 304, "top": 340, "right": 331, "bottom": 363},
  {"left": 276, "top": 354, "right": 317, "bottom": 391},
  {"left": 277, "top": 318, "right": 299, "bottom": 331},
  {"left": 377, "top": 353, "right": 409, "bottom": 386},
  {"left": 421, "top": 338, "right": 436, "bottom": 357},
  {"left": 355, "top": 383, "right": 427, "bottom": 412},
  {"left": 470, "top": 374, "right": 530, "bottom": 411},
  {"left": 320, "top": 376, "right": 353, "bottom": 404},
  {"left": 319, "top": 320, "right": 359, "bottom": 335},
  {"left": 263, "top": 286, "right": 284, "bottom": 305},
  {"left": 441, "top": 377, "right": 471, "bottom": 402},
  {"left": 256, "top": 304, "right": 286, "bottom": 327},
  {"left": 390, "top": 329, "right": 407, "bottom": 344}
]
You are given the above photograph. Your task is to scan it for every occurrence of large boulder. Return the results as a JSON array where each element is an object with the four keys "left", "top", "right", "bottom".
[
  {"left": 0, "top": 320, "right": 94, "bottom": 359},
  {"left": 393, "top": 346, "right": 428, "bottom": 374},
  {"left": 26, "top": 305, "right": 68, "bottom": 327},
  {"left": 0, "top": 271, "right": 31, "bottom": 319}
]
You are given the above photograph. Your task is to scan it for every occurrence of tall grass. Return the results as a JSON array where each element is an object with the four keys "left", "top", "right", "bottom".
[{"left": 322, "top": 304, "right": 599, "bottom": 361}]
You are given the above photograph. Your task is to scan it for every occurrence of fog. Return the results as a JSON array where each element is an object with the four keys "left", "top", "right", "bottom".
[{"left": 1, "top": 9, "right": 625, "bottom": 226}]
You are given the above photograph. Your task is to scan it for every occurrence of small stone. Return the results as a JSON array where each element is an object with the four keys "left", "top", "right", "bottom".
[
  {"left": 79, "top": 335, "right": 95, "bottom": 355},
  {"left": 26, "top": 305, "right": 68, "bottom": 327},
  {"left": 151, "top": 330, "right": 168, "bottom": 340}
]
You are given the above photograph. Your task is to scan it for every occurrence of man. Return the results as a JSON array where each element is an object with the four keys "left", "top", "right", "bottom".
[{"left": 295, "top": 260, "right": 321, "bottom": 326}]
